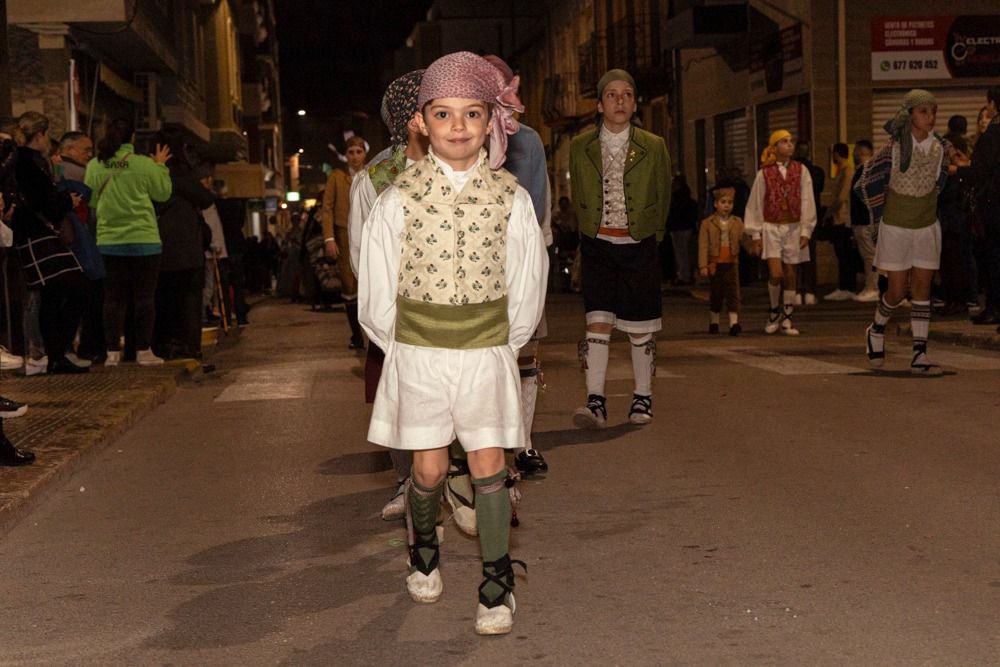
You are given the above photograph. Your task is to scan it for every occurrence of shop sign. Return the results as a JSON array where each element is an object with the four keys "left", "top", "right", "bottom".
[
  {"left": 750, "top": 24, "right": 804, "bottom": 99},
  {"left": 872, "top": 16, "right": 1000, "bottom": 80}
]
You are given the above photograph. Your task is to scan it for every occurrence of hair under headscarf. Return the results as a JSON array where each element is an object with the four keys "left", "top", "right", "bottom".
[
  {"left": 417, "top": 51, "right": 523, "bottom": 169},
  {"left": 884, "top": 88, "right": 937, "bottom": 173},
  {"left": 380, "top": 69, "right": 426, "bottom": 151},
  {"left": 760, "top": 129, "right": 792, "bottom": 166},
  {"left": 597, "top": 69, "right": 636, "bottom": 99}
]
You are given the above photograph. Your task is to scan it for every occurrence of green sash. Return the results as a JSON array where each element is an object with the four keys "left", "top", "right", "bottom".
[
  {"left": 882, "top": 189, "right": 937, "bottom": 229},
  {"left": 395, "top": 295, "right": 509, "bottom": 349}
]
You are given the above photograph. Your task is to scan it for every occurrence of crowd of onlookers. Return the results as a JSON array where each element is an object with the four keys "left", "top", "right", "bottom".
[{"left": 0, "top": 111, "right": 258, "bottom": 466}]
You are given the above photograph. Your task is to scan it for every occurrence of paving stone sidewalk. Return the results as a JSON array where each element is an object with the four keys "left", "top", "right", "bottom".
[
  {"left": 0, "top": 321, "right": 245, "bottom": 533},
  {"left": 0, "top": 363, "right": 194, "bottom": 531}
]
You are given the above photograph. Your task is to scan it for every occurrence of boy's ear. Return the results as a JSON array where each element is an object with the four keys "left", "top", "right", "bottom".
[{"left": 412, "top": 112, "right": 429, "bottom": 137}]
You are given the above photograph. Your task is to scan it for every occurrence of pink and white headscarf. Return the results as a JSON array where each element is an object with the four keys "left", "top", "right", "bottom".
[{"left": 417, "top": 51, "right": 523, "bottom": 169}]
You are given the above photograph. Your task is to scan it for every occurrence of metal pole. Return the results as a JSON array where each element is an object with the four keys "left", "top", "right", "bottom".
[
  {"left": 87, "top": 63, "right": 101, "bottom": 137},
  {"left": 0, "top": 0, "right": 12, "bottom": 117},
  {"left": 2, "top": 253, "right": 12, "bottom": 352},
  {"left": 837, "top": 0, "right": 847, "bottom": 141}
]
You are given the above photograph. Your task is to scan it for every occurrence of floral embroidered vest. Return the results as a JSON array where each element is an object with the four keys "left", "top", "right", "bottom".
[
  {"left": 762, "top": 160, "right": 803, "bottom": 223},
  {"left": 394, "top": 151, "right": 518, "bottom": 306}
]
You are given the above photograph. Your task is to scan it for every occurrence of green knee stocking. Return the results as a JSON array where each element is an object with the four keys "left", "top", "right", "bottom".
[
  {"left": 472, "top": 469, "right": 512, "bottom": 603},
  {"left": 407, "top": 476, "right": 443, "bottom": 573}
]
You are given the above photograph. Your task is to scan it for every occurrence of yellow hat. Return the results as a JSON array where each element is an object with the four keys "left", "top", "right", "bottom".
[{"left": 761, "top": 129, "right": 793, "bottom": 166}]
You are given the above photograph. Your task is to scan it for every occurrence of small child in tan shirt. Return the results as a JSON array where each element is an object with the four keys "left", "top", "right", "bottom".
[{"left": 698, "top": 187, "right": 745, "bottom": 335}]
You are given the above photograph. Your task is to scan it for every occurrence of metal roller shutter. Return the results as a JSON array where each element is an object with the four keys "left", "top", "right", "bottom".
[
  {"left": 720, "top": 112, "right": 751, "bottom": 180},
  {"left": 871, "top": 89, "right": 986, "bottom": 144},
  {"left": 765, "top": 99, "right": 799, "bottom": 139}
]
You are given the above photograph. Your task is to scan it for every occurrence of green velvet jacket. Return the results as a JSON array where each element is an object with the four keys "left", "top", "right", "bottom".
[{"left": 569, "top": 124, "right": 672, "bottom": 241}]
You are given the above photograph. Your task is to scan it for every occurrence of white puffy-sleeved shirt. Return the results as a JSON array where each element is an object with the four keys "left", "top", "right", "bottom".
[
  {"left": 744, "top": 161, "right": 818, "bottom": 240},
  {"left": 358, "top": 155, "right": 548, "bottom": 451}
]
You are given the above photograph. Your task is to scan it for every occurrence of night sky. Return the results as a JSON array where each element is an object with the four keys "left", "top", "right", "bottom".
[{"left": 274, "top": 0, "right": 433, "bottom": 117}]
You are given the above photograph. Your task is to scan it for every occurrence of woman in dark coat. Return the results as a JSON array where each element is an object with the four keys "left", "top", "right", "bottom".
[
  {"left": 10, "top": 111, "right": 88, "bottom": 374},
  {"left": 152, "top": 129, "right": 215, "bottom": 359}
]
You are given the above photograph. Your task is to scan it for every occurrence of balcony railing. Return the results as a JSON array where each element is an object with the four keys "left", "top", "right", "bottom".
[
  {"left": 606, "top": 11, "right": 670, "bottom": 98},
  {"left": 577, "top": 32, "right": 606, "bottom": 99}
]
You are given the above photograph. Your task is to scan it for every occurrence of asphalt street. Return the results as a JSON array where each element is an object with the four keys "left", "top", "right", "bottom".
[{"left": 1, "top": 288, "right": 999, "bottom": 665}]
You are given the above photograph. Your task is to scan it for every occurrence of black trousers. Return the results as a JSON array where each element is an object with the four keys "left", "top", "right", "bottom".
[
  {"left": 829, "top": 225, "right": 857, "bottom": 291},
  {"left": 154, "top": 266, "right": 205, "bottom": 358},
  {"left": 103, "top": 254, "right": 161, "bottom": 351},
  {"left": 77, "top": 278, "right": 105, "bottom": 358},
  {"left": 40, "top": 271, "right": 87, "bottom": 361},
  {"left": 984, "top": 224, "right": 1000, "bottom": 313}
]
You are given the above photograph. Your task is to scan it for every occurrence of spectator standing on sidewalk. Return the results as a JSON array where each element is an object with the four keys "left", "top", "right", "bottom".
[
  {"left": 216, "top": 190, "right": 250, "bottom": 326},
  {"left": 745, "top": 130, "right": 817, "bottom": 335},
  {"left": 791, "top": 141, "right": 824, "bottom": 306},
  {"left": 56, "top": 131, "right": 103, "bottom": 366},
  {"left": 970, "top": 88, "right": 1000, "bottom": 327},
  {"left": 569, "top": 68, "right": 671, "bottom": 429},
  {"left": 824, "top": 143, "right": 857, "bottom": 301},
  {"left": 201, "top": 182, "right": 227, "bottom": 322},
  {"left": 0, "top": 395, "right": 34, "bottom": 466},
  {"left": 850, "top": 140, "right": 880, "bottom": 302},
  {"left": 666, "top": 174, "right": 698, "bottom": 285},
  {"left": 856, "top": 89, "right": 951, "bottom": 375},
  {"left": 152, "top": 129, "right": 215, "bottom": 360},
  {"left": 321, "top": 135, "right": 366, "bottom": 349},
  {"left": 972, "top": 105, "right": 991, "bottom": 152},
  {"left": 85, "top": 117, "right": 172, "bottom": 367},
  {"left": 10, "top": 112, "right": 89, "bottom": 374},
  {"left": 937, "top": 135, "right": 974, "bottom": 315}
]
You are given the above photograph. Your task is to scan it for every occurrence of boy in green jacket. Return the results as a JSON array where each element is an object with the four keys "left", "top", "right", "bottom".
[{"left": 568, "top": 69, "right": 671, "bottom": 428}]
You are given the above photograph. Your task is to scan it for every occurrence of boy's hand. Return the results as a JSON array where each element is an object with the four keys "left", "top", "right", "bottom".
[
  {"left": 699, "top": 267, "right": 709, "bottom": 278},
  {"left": 325, "top": 239, "right": 339, "bottom": 259},
  {"left": 152, "top": 143, "right": 172, "bottom": 165},
  {"left": 70, "top": 192, "right": 83, "bottom": 208},
  {"left": 750, "top": 239, "right": 762, "bottom": 256},
  {"left": 799, "top": 235, "right": 809, "bottom": 249}
]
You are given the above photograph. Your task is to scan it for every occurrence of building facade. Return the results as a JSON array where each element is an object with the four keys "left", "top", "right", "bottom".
[
  {"left": 395, "top": 0, "right": 1000, "bottom": 212},
  {"left": 6, "top": 0, "right": 284, "bottom": 213}
]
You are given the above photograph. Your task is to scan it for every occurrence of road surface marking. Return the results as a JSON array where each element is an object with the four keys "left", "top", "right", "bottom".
[
  {"left": 215, "top": 368, "right": 314, "bottom": 402},
  {"left": 688, "top": 346, "right": 860, "bottom": 375}
]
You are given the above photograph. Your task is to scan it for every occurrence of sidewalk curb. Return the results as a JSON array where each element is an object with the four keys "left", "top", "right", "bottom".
[
  {"left": 0, "top": 365, "right": 192, "bottom": 535},
  {"left": 897, "top": 323, "right": 1000, "bottom": 352}
]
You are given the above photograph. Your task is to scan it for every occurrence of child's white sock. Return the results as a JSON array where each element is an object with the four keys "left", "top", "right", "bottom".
[
  {"left": 728, "top": 311, "right": 739, "bottom": 326},
  {"left": 911, "top": 300, "right": 931, "bottom": 345},
  {"left": 768, "top": 282, "right": 781, "bottom": 310},
  {"left": 580, "top": 332, "right": 611, "bottom": 397},
  {"left": 710, "top": 311, "right": 720, "bottom": 325},
  {"left": 629, "top": 333, "right": 655, "bottom": 397}
]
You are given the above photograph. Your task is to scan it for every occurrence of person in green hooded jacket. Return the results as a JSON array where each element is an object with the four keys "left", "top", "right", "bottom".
[{"left": 85, "top": 117, "right": 172, "bottom": 367}]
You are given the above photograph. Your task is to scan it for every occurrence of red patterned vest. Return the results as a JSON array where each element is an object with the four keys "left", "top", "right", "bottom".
[{"left": 762, "top": 160, "right": 803, "bottom": 223}]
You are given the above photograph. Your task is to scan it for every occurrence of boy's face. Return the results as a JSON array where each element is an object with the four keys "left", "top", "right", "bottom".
[
  {"left": 775, "top": 137, "right": 795, "bottom": 160},
  {"left": 910, "top": 104, "right": 937, "bottom": 134},
  {"left": 346, "top": 144, "right": 366, "bottom": 170},
  {"left": 597, "top": 80, "right": 636, "bottom": 133},
  {"left": 715, "top": 195, "right": 734, "bottom": 217},
  {"left": 853, "top": 145, "right": 873, "bottom": 166},
  {"left": 417, "top": 97, "right": 490, "bottom": 171}
]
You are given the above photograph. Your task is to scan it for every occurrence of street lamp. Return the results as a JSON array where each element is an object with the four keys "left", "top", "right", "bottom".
[{"left": 297, "top": 109, "right": 306, "bottom": 116}]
